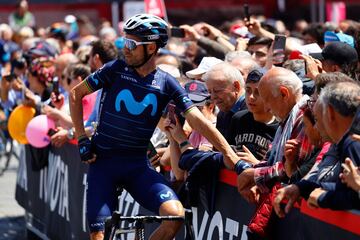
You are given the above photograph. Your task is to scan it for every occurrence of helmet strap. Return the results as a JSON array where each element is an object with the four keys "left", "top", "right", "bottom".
[{"left": 131, "top": 45, "right": 156, "bottom": 69}]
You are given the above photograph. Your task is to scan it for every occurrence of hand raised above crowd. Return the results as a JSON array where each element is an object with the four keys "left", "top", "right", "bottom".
[{"left": 179, "top": 25, "right": 201, "bottom": 42}]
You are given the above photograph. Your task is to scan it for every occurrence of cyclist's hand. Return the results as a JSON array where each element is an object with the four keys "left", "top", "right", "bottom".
[{"left": 78, "top": 136, "right": 96, "bottom": 163}]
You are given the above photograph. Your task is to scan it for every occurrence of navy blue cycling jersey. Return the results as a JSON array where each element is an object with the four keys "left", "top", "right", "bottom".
[{"left": 85, "top": 59, "right": 193, "bottom": 155}]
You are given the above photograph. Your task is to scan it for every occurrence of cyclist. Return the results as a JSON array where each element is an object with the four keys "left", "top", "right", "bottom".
[{"left": 70, "top": 13, "right": 239, "bottom": 240}]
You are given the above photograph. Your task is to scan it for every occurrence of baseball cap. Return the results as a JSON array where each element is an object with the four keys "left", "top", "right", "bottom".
[
  {"left": 324, "top": 31, "right": 354, "bottom": 48},
  {"left": 310, "top": 42, "right": 358, "bottom": 66},
  {"left": 186, "top": 57, "right": 223, "bottom": 79},
  {"left": 246, "top": 68, "right": 266, "bottom": 83},
  {"left": 184, "top": 80, "right": 210, "bottom": 106},
  {"left": 27, "top": 40, "right": 58, "bottom": 58}
]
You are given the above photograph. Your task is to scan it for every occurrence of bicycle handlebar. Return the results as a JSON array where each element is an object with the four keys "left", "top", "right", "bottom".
[{"left": 110, "top": 211, "right": 185, "bottom": 225}]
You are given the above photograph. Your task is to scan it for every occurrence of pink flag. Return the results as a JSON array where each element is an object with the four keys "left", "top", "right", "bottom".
[
  {"left": 326, "top": 2, "right": 346, "bottom": 24},
  {"left": 144, "top": 0, "right": 166, "bottom": 18}
]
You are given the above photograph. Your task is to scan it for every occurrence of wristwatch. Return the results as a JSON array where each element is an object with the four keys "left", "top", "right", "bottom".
[{"left": 67, "top": 128, "right": 75, "bottom": 140}]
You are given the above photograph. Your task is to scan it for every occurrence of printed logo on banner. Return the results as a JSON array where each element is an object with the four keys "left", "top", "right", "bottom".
[{"left": 38, "top": 153, "right": 70, "bottom": 221}]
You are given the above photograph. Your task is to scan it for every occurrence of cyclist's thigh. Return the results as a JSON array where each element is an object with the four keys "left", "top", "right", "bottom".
[
  {"left": 87, "top": 158, "right": 118, "bottom": 232},
  {"left": 125, "top": 162, "right": 179, "bottom": 214}
]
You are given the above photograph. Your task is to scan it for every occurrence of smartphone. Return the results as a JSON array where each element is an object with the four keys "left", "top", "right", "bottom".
[
  {"left": 244, "top": 4, "right": 250, "bottom": 20},
  {"left": 52, "top": 76, "right": 59, "bottom": 95},
  {"left": 3, "top": 74, "right": 17, "bottom": 82},
  {"left": 349, "top": 106, "right": 360, "bottom": 135},
  {"left": 47, "top": 128, "right": 58, "bottom": 137},
  {"left": 273, "top": 34, "right": 286, "bottom": 65},
  {"left": 147, "top": 142, "right": 158, "bottom": 159},
  {"left": 167, "top": 103, "right": 176, "bottom": 124},
  {"left": 52, "top": 76, "right": 61, "bottom": 102},
  {"left": 170, "top": 27, "right": 185, "bottom": 38}
]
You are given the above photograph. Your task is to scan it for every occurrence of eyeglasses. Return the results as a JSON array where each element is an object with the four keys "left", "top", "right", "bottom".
[{"left": 124, "top": 38, "right": 154, "bottom": 51}]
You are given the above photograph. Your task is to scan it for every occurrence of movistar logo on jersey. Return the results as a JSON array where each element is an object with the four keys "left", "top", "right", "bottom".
[
  {"left": 115, "top": 89, "right": 157, "bottom": 116},
  {"left": 89, "top": 75, "right": 99, "bottom": 86},
  {"left": 79, "top": 146, "right": 87, "bottom": 154},
  {"left": 160, "top": 191, "right": 173, "bottom": 200}
]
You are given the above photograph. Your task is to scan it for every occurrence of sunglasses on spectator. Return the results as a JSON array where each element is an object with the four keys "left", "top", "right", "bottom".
[{"left": 124, "top": 38, "right": 154, "bottom": 51}]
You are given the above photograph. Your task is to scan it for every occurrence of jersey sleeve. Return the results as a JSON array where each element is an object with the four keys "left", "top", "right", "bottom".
[
  {"left": 165, "top": 73, "right": 194, "bottom": 113},
  {"left": 85, "top": 60, "right": 117, "bottom": 92}
]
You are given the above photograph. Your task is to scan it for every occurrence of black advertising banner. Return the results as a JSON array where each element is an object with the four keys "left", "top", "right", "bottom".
[
  {"left": 15, "top": 144, "right": 360, "bottom": 239},
  {"left": 16, "top": 144, "right": 89, "bottom": 240}
]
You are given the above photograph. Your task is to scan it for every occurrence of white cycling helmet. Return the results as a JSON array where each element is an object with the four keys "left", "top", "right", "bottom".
[{"left": 124, "top": 14, "right": 169, "bottom": 48}]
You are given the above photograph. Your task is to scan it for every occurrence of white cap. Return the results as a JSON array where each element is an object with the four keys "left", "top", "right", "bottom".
[
  {"left": 186, "top": 57, "right": 223, "bottom": 79},
  {"left": 158, "top": 64, "right": 181, "bottom": 79},
  {"left": 64, "top": 15, "right": 76, "bottom": 24}
]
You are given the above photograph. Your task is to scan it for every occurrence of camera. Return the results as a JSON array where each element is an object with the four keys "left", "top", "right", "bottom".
[
  {"left": 170, "top": 27, "right": 185, "bottom": 38},
  {"left": 3, "top": 73, "right": 17, "bottom": 82}
]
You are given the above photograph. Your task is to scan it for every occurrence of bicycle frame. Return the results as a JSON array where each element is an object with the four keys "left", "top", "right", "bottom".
[{"left": 106, "top": 211, "right": 194, "bottom": 240}]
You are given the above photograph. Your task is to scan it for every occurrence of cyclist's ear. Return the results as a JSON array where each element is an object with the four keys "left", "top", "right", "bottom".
[{"left": 146, "top": 43, "right": 158, "bottom": 55}]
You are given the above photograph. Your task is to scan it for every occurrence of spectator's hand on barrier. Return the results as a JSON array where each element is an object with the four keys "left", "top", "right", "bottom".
[
  {"left": 273, "top": 184, "right": 301, "bottom": 218},
  {"left": 78, "top": 136, "right": 96, "bottom": 163},
  {"left": 180, "top": 25, "right": 201, "bottom": 41},
  {"left": 241, "top": 185, "right": 261, "bottom": 204},
  {"left": 307, "top": 188, "right": 326, "bottom": 209},
  {"left": 237, "top": 168, "right": 255, "bottom": 194},
  {"left": 340, "top": 158, "right": 360, "bottom": 192},
  {"left": 50, "top": 127, "right": 68, "bottom": 148},
  {"left": 301, "top": 54, "right": 322, "bottom": 80},
  {"left": 51, "top": 92, "right": 64, "bottom": 109},
  {"left": 236, "top": 145, "right": 260, "bottom": 165}
]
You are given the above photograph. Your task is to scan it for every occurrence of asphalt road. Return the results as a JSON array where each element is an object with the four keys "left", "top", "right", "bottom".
[{"left": 0, "top": 155, "right": 26, "bottom": 240}]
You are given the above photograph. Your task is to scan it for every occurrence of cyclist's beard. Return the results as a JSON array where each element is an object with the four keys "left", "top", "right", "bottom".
[{"left": 126, "top": 46, "right": 154, "bottom": 69}]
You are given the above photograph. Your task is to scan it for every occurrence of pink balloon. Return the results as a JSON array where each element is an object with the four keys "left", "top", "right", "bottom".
[{"left": 25, "top": 115, "right": 56, "bottom": 148}]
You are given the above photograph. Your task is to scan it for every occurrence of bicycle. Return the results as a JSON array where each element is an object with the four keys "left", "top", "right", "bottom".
[{"left": 105, "top": 209, "right": 195, "bottom": 240}]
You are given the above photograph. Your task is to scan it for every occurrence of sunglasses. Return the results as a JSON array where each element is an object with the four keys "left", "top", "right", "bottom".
[{"left": 124, "top": 38, "right": 154, "bottom": 51}]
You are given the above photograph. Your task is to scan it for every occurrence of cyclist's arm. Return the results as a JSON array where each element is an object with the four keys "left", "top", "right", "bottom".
[
  {"left": 69, "top": 80, "right": 93, "bottom": 139},
  {"left": 184, "top": 107, "right": 238, "bottom": 170}
]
